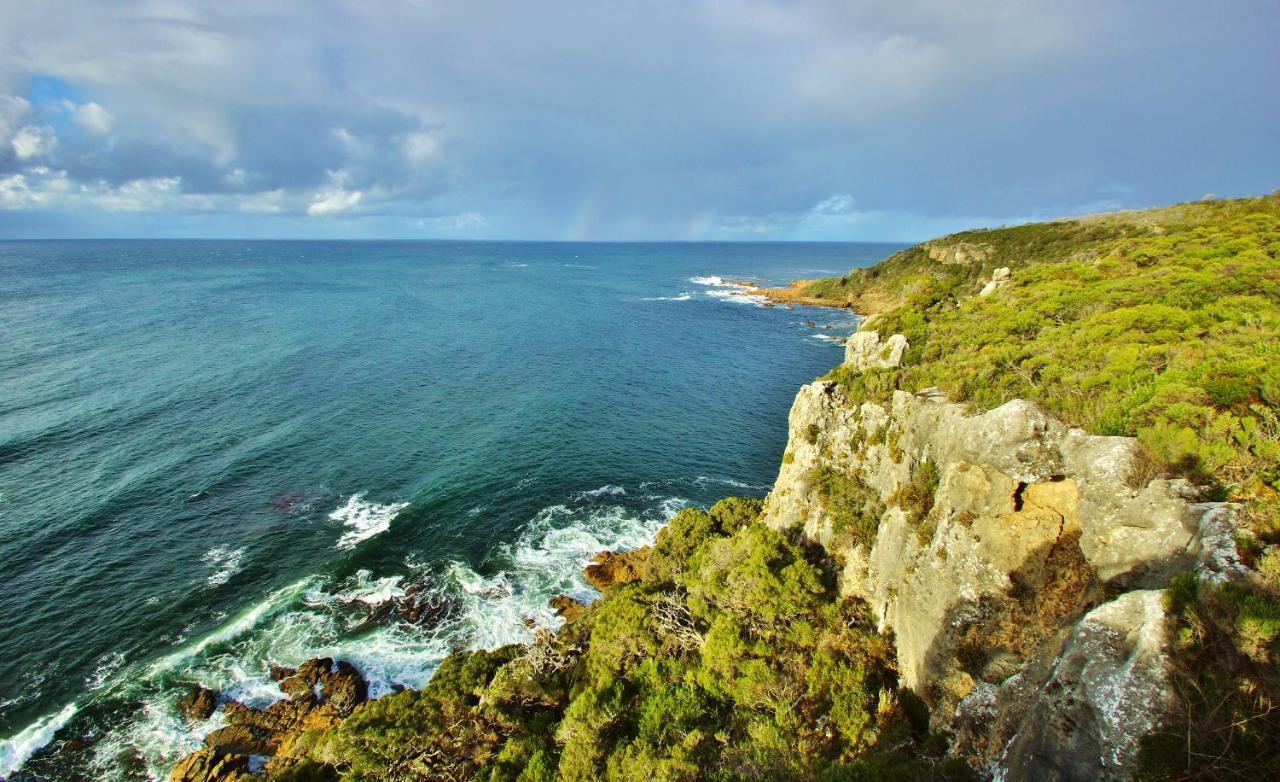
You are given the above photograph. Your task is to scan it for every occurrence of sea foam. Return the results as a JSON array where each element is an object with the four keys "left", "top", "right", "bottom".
[
  {"left": 328, "top": 494, "right": 409, "bottom": 550},
  {"left": 0, "top": 703, "right": 78, "bottom": 776}
]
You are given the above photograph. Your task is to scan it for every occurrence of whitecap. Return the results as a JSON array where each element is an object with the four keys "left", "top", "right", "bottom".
[
  {"left": 328, "top": 494, "right": 409, "bottom": 550},
  {"left": 692, "top": 475, "right": 771, "bottom": 492},
  {"left": 86, "top": 651, "right": 127, "bottom": 691},
  {"left": 705, "top": 288, "right": 770, "bottom": 307},
  {"left": 641, "top": 293, "right": 694, "bottom": 301},
  {"left": 809, "top": 333, "right": 846, "bottom": 345},
  {"left": 0, "top": 703, "right": 78, "bottom": 776},
  {"left": 201, "top": 545, "right": 245, "bottom": 588},
  {"left": 570, "top": 484, "right": 626, "bottom": 501}
]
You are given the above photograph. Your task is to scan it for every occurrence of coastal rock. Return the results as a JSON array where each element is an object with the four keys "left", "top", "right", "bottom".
[
  {"left": 925, "top": 240, "right": 991, "bottom": 266},
  {"left": 979, "top": 266, "right": 1012, "bottom": 297},
  {"left": 177, "top": 685, "right": 218, "bottom": 722},
  {"left": 843, "top": 330, "right": 908, "bottom": 371},
  {"left": 759, "top": 332, "right": 1227, "bottom": 778},
  {"left": 169, "top": 749, "right": 252, "bottom": 782},
  {"left": 171, "top": 658, "right": 368, "bottom": 779},
  {"left": 583, "top": 548, "right": 648, "bottom": 590},
  {"left": 995, "top": 590, "right": 1173, "bottom": 781},
  {"left": 550, "top": 595, "right": 589, "bottom": 622}
]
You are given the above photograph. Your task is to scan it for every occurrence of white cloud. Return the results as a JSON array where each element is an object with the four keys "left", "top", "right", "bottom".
[
  {"left": 70, "top": 101, "right": 114, "bottom": 134},
  {"left": 811, "top": 194, "right": 856, "bottom": 215},
  {"left": 11, "top": 125, "right": 57, "bottom": 160},
  {"left": 307, "top": 184, "right": 362, "bottom": 216}
]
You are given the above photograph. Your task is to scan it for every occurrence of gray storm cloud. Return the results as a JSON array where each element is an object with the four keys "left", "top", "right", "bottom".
[{"left": 0, "top": 0, "right": 1276, "bottom": 239}]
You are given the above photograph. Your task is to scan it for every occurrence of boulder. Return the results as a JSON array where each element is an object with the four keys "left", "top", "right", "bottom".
[
  {"left": 170, "top": 657, "right": 368, "bottom": 779},
  {"left": 583, "top": 548, "right": 648, "bottom": 590},
  {"left": 176, "top": 685, "right": 218, "bottom": 722},
  {"left": 549, "top": 595, "right": 589, "bottom": 622},
  {"left": 168, "top": 748, "right": 251, "bottom": 782},
  {"left": 843, "top": 331, "right": 908, "bottom": 371}
]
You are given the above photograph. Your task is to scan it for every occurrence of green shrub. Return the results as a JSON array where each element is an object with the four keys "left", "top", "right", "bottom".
[{"left": 812, "top": 467, "right": 884, "bottom": 551}]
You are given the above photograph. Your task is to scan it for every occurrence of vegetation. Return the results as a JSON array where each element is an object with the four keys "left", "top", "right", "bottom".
[
  {"left": 819, "top": 194, "right": 1280, "bottom": 534},
  {"left": 812, "top": 466, "right": 883, "bottom": 552},
  {"left": 282, "top": 498, "right": 974, "bottom": 781},
  {"left": 259, "top": 195, "right": 1280, "bottom": 782},
  {"left": 1138, "top": 573, "right": 1280, "bottom": 781},
  {"left": 801, "top": 193, "right": 1280, "bottom": 779}
]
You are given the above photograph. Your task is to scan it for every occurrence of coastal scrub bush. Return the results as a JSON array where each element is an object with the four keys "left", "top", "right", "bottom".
[
  {"left": 813, "top": 466, "right": 884, "bottom": 552},
  {"left": 288, "top": 496, "right": 971, "bottom": 781},
  {"left": 708, "top": 495, "right": 764, "bottom": 535},
  {"left": 1138, "top": 574, "right": 1280, "bottom": 780},
  {"left": 805, "top": 195, "right": 1280, "bottom": 513}
]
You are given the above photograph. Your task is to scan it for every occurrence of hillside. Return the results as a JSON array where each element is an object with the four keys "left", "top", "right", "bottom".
[{"left": 171, "top": 196, "right": 1280, "bottom": 782}]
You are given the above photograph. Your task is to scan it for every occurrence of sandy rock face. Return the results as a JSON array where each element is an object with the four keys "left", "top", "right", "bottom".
[{"left": 760, "top": 331, "right": 1233, "bottom": 781}]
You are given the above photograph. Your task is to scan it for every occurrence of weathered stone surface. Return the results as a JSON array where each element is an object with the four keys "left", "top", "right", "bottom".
[
  {"left": 583, "top": 548, "right": 648, "bottom": 590},
  {"left": 997, "top": 590, "right": 1173, "bottom": 781},
  {"left": 176, "top": 685, "right": 218, "bottom": 722},
  {"left": 925, "top": 241, "right": 991, "bottom": 266},
  {"left": 843, "top": 331, "right": 908, "bottom": 371},
  {"left": 759, "top": 327, "right": 1229, "bottom": 778},
  {"left": 979, "top": 266, "right": 1012, "bottom": 297},
  {"left": 171, "top": 658, "right": 368, "bottom": 780},
  {"left": 168, "top": 748, "right": 251, "bottom": 782},
  {"left": 549, "top": 594, "right": 589, "bottom": 622}
]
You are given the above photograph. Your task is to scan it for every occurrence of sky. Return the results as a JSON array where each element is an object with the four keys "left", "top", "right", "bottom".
[{"left": 0, "top": 1, "right": 1276, "bottom": 241}]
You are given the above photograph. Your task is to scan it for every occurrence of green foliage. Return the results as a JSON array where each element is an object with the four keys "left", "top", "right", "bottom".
[
  {"left": 890, "top": 460, "right": 940, "bottom": 546},
  {"left": 708, "top": 496, "right": 764, "bottom": 535},
  {"left": 1138, "top": 574, "right": 1280, "bottom": 780},
  {"left": 287, "top": 499, "right": 962, "bottom": 781},
  {"left": 646, "top": 508, "right": 718, "bottom": 584},
  {"left": 814, "top": 195, "right": 1280, "bottom": 507},
  {"left": 812, "top": 466, "right": 884, "bottom": 551}
]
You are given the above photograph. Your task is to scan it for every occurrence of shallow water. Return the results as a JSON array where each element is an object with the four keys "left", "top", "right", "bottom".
[{"left": 0, "top": 239, "right": 901, "bottom": 779}]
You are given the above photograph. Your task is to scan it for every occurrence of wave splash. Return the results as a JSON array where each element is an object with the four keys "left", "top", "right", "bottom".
[
  {"left": 328, "top": 494, "right": 410, "bottom": 550},
  {"left": 0, "top": 703, "right": 79, "bottom": 776},
  {"left": 18, "top": 486, "right": 685, "bottom": 780}
]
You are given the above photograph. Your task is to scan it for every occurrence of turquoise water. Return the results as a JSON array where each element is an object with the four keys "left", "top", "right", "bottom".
[{"left": 0, "top": 240, "right": 900, "bottom": 779}]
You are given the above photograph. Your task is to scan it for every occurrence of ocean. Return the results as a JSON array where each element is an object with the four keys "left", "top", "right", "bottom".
[{"left": 0, "top": 240, "right": 901, "bottom": 780}]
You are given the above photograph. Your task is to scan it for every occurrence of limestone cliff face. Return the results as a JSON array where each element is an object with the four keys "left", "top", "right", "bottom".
[{"left": 761, "top": 331, "right": 1243, "bottom": 781}]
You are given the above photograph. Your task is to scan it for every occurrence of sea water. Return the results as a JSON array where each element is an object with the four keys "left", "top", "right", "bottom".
[{"left": 0, "top": 240, "right": 901, "bottom": 779}]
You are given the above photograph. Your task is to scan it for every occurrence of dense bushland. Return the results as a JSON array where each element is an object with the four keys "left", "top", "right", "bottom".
[{"left": 280, "top": 499, "right": 974, "bottom": 781}]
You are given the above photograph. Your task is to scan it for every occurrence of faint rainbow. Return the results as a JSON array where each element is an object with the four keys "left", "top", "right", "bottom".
[{"left": 567, "top": 191, "right": 604, "bottom": 241}]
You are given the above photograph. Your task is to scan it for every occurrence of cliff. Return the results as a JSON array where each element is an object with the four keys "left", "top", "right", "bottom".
[
  {"left": 169, "top": 195, "right": 1280, "bottom": 782},
  {"left": 760, "top": 334, "right": 1243, "bottom": 779}
]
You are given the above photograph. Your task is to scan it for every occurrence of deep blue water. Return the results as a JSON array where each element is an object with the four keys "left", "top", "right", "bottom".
[{"left": 0, "top": 240, "right": 900, "bottom": 779}]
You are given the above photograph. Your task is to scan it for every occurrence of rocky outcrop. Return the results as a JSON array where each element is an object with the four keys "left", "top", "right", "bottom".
[
  {"left": 760, "top": 330, "right": 1237, "bottom": 780},
  {"left": 549, "top": 595, "right": 589, "bottom": 622},
  {"left": 926, "top": 241, "right": 991, "bottom": 266},
  {"left": 177, "top": 686, "right": 219, "bottom": 722},
  {"left": 169, "top": 658, "right": 367, "bottom": 782},
  {"left": 583, "top": 548, "right": 649, "bottom": 590},
  {"left": 979, "top": 267, "right": 1011, "bottom": 297},
  {"left": 843, "top": 331, "right": 908, "bottom": 372}
]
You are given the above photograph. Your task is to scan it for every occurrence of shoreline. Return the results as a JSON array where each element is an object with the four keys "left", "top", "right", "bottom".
[{"left": 727, "top": 278, "right": 866, "bottom": 312}]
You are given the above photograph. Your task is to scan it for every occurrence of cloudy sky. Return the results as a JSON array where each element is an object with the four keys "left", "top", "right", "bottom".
[{"left": 0, "top": 1, "right": 1276, "bottom": 240}]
